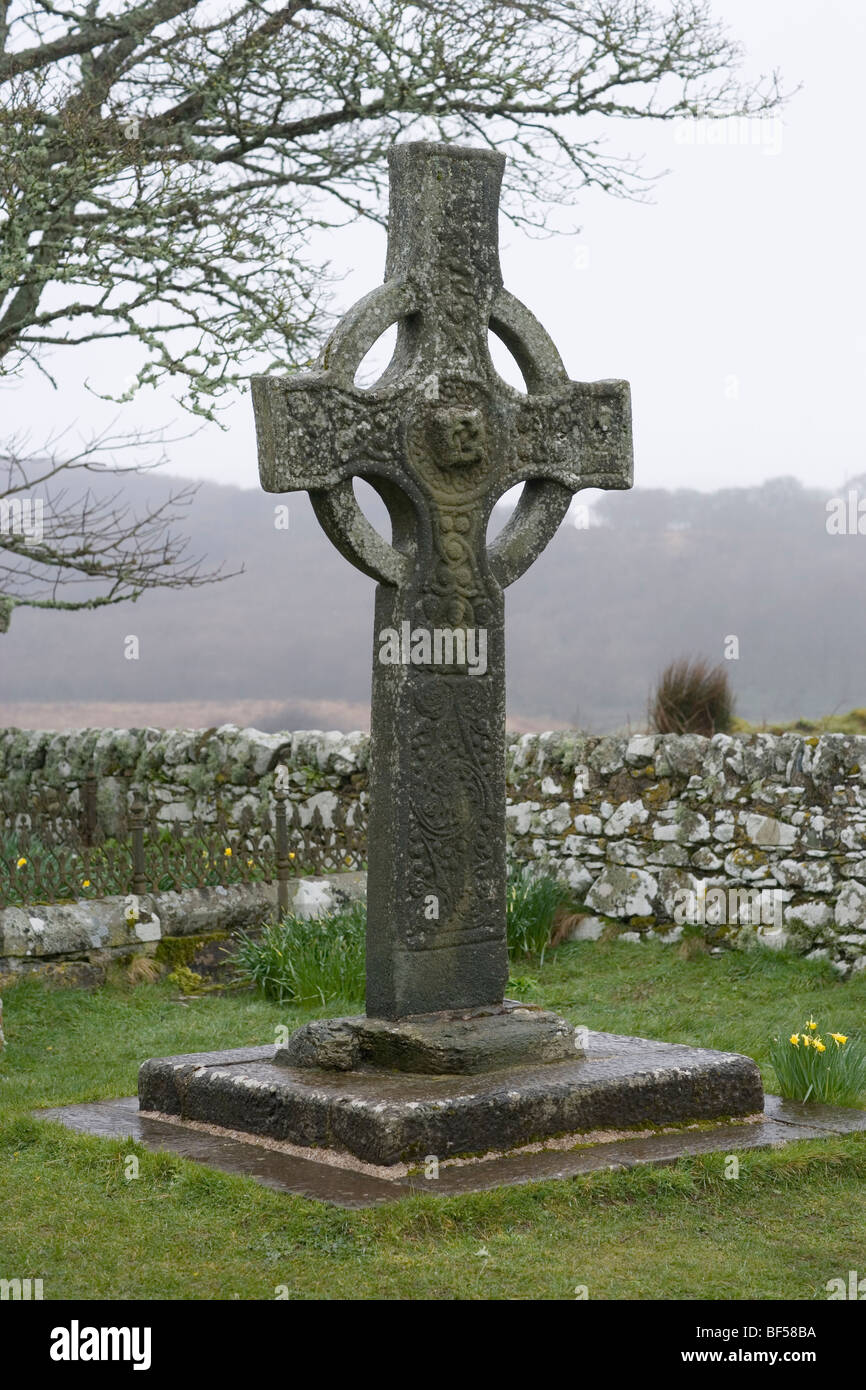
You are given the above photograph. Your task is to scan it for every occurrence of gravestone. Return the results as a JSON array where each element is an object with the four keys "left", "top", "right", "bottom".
[{"left": 139, "top": 143, "right": 763, "bottom": 1167}]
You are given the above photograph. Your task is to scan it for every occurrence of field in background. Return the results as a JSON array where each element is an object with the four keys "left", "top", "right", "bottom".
[
  {"left": 0, "top": 700, "right": 567, "bottom": 735},
  {"left": 4, "top": 475, "right": 866, "bottom": 734}
]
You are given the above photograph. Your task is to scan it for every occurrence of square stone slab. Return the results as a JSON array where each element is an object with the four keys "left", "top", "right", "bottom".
[
  {"left": 37, "top": 1093, "right": 865, "bottom": 1210},
  {"left": 138, "top": 1030, "right": 764, "bottom": 1167}
]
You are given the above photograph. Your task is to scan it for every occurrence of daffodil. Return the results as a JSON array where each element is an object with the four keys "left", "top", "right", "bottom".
[
  {"left": 789, "top": 1033, "right": 800, "bottom": 1046},
  {"left": 806, "top": 1018, "right": 817, "bottom": 1031},
  {"left": 830, "top": 1032, "right": 848, "bottom": 1046},
  {"left": 82, "top": 879, "right": 91, "bottom": 888},
  {"left": 224, "top": 847, "right": 232, "bottom": 857},
  {"left": 802, "top": 1035, "right": 811, "bottom": 1047},
  {"left": 815, "top": 1040, "right": 826, "bottom": 1053},
  {"left": 16, "top": 857, "right": 27, "bottom": 868},
  {"left": 288, "top": 851, "right": 295, "bottom": 860}
]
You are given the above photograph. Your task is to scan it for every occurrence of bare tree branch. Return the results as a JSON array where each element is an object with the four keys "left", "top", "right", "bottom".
[
  {"left": 0, "top": 0, "right": 790, "bottom": 417},
  {"left": 0, "top": 425, "right": 240, "bottom": 632}
]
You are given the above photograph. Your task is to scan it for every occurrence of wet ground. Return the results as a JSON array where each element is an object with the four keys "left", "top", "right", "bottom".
[{"left": 38, "top": 1094, "right": 866, "bottom": 1209}]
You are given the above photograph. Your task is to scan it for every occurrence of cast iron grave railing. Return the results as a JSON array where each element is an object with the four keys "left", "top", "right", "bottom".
[{"left": 0, "top": 774, "right": 366, "bottom": 910}]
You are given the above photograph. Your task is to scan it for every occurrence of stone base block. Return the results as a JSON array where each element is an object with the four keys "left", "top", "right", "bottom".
[
  {"left": 276, "top": 1000, "right": 576, "bottom": 1074},
  {"left": 138, "top": 1030, "right": 764, "bottom": 1167}
]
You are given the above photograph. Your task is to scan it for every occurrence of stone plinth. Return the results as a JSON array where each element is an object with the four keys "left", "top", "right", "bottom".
[
  {"left": 276, "top": 1000, "right": 576, "bottom": 1074},
  {"left": 139, "top": 1030, "right": 764, "bottom": 1168}
]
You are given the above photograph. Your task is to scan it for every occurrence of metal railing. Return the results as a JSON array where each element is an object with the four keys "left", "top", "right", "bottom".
[{"left": 0, "top": 775, "right": 366, "bottom": 910}]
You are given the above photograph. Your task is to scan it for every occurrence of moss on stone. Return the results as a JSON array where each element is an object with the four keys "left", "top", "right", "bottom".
[
  {"left": 783, "top": 917, "right": 827, "bottom": 954},
  {"left": 643, "top": 779, "right": 673, "bottom": 808},
  {"left": 167, "top": 964, "right": 207, "bottom": 994},
  {"left": 155, "top": 931, "right": 229, "bottom": 969}
]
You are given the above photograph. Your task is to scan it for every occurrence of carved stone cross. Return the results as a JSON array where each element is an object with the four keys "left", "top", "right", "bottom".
[{"left": 253, "top": 141, "right": 632, "bottom": 1020}]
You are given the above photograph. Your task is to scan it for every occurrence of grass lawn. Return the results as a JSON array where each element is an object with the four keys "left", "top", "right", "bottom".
[{"left": 1, "top": 941, "right": 865, "bottom": 1300}]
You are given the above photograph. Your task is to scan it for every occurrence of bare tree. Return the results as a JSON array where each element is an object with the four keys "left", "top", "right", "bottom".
[
  {"left": 0, "top": 427, "right": 235, "bottom": 632},
  {"left": 0, "top": 0, "right": 786, "bottom": 630}
]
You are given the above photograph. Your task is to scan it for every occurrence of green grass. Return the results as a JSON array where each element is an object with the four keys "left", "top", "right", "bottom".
[
  {"left": 733, "top": 707, "right": 866, "bottom": 736},
  {"left": 233, "top": 903, "right": 367, "bottom": 1006},
  {"left": 506, "top": 863, "right": 571, "bottom": 961},
  {"left": 232, "top": 872, "right": 575, "bottom": 1005},
  {"left": 1, "top": 941, "right": 865, "bottom": 1300}
]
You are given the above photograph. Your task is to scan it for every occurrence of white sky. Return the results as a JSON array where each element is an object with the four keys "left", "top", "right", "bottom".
[{"left": 6, "top": 0, "right": 865, "bottom": 497}]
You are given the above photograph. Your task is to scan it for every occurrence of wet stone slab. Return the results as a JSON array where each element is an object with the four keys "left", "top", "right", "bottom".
[
  {"left": 137, "top": 1031, "right": 765, "bottom": 1167},
  {"left": 37, "top": 1092, "right": 865, "bottom": 1210},
  {"left": 37, "top": 1097, "right": 405, "bottom": 1208}
]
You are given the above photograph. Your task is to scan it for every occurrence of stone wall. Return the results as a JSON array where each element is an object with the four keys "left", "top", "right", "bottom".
[
  {"left": 0, "top": 725, "right": 368, "bottom": 837},
  {"left": 0, "top": 874, "right": 366, "bottom": 986},
  {"left": 3, "top": 726, "right": 866, "bottom": 976},
  {"left": 505, "top": 730, "right": 866, "bottom": 977}
]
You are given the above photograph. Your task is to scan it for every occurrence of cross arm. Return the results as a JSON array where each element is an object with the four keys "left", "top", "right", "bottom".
[
  {"left": 252, "top": 277, "right": 417, "bottom": 495},
  {"left": 503, "top": 379, "right": 634, "bottom": 496},
  {"left": 252, "top": 375, "right": 405, "bottom": 494}
]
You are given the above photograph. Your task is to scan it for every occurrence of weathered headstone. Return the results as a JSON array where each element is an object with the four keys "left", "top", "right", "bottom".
[
  {"left": 139, "top": 143, "right": 763, "bottom": 1167},
  {"left": 253, "top": 140, "right": 631, "bottom": 1026}
]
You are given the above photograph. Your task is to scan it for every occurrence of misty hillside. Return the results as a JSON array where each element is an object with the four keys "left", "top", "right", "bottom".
[{"left": 1, "top": 469, "right": 865, "bottom": 732}]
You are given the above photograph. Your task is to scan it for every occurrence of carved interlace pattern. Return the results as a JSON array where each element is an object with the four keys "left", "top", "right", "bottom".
[{"left": 404, "top": 678, "right": 502, "bottom": 951}]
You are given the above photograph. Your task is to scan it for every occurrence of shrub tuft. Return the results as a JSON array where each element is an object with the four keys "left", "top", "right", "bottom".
[
  {"left": 649, "top": 657, "right": 735, "bottom": 736},
  {"left": 233, "top": 902, "right": 366, "bottom": 1006}
]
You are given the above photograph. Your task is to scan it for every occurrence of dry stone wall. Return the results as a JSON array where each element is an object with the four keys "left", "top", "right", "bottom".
[
  {"left": 2, "top": 726, "right": 866, "bottom": 976},
  {"left": 0, "top": 725, "right": 368, "bottom": 837},
  {"left": 506, "top": 730, "right": 866, "bottom": 977}
]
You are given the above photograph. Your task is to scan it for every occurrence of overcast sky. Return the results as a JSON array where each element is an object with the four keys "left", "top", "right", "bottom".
[{"left": 6, "top": 0, "right": 864, "bottom": 498}]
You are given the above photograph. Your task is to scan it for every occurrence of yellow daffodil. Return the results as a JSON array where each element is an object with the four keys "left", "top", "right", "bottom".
[
  {"left": 224, "top": 847, "right": 232, "bottom": 857},
  {"left": 806, "top": 1018, "right": 817, "bottom": 1031},
  {"left": 82, "top": 880, "right": 91, "bottom": 888},
  {"left": 288, "top": 851, "right": 295, "bottom": 860},
  {"left": 830, "top": 1032, "right": 848, "bottom": 1045},
  {"left": 16, "top": 857, "right": 27, "bottom": 868},
  {"left": 802, "top": 1035, "right": 811, "bottom": 1047},
  {"left": 815, "top": 1040, "right": 826, "bottom": 1053},
  {"left": 789, "top": 1033, "right": 800, "bottom": 1046}
]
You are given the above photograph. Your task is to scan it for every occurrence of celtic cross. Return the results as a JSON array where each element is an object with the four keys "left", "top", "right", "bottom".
[{"left": 253, "top": 142, "right": 632, "bottom": 1020}]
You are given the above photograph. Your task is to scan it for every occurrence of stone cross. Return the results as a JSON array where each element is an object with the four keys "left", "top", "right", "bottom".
[{"left": 253, "top": 141, "right": 632, "bottom": 1020}]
